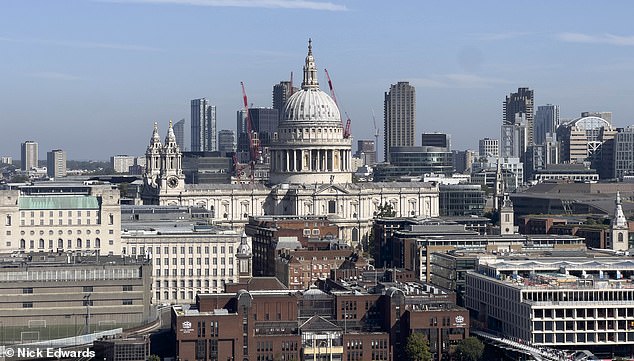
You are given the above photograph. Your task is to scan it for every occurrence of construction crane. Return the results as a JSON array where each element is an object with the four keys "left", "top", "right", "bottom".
[
  {"left": 324, "top": 69, "right": 352, "bottom": 138},
  {"left": 239, "top": 81, "right": 260, "bottom": 182},
  {"left": 371, "top": 107, "right": 380, "bottom": 155}
]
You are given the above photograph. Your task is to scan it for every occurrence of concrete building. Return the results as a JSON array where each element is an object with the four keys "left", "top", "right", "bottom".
[
  {"left": 534, "top": 104, "right": 560, "bottom": 146},
  {"left": 46, "top": 149, "right": 67, "bottom": 178},
  {"left": 0, "top": 183, "right": 122, "bottom": 255},
  {"left": 533, "top": 164, "right": 599, "bottom": 183},
  {"left": 0, "top": 251, "right": 152, "bottom": 344},
  {"left": 191, "top": 98, "right": 217, "bottom": 152},
  {"left": 613, "top": 126, "right": 634, "bottom": 179},
  {"left": 1, "top": 156, "right": 12, "bottom": 165},
  {"left": 384, "top": 81, "right": 416, "bottom": 162},
  {"left": 439, "top": 184, "right": 486, "bottom": 217},
  {"left": 93, "top": 335, "right": 151, "bottom": 361},
  {"left": 500, "top": 114, "right": 528, "bottom": 159},
  {"left": 121, "top": 219, "right": 244, "bottom": 304},
  {"left": 111, "top": 155, "right": 136, "bottom": 174},
  {"left": 478, "top": 138, "right": 499, "bottom": 158},
  {"left": 557, "top": 112, "right": 616, "bottom": 165},
  {"left": 466, "top": 256, "right": 634, "bottom": 356},
  {"left": 173, "top": 118, "right": 185, "bottom": 151},
  {"left": 21, "top": 140, "right": 38, "bottom": 171},
  {"left": 217, "top": 129, "right": 236, "bottom": 154},
  {"left": 503, "top": 87, "right": 534, "bottom": 146}
]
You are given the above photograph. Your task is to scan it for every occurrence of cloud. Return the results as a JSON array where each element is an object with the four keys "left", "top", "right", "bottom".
[
  {"left": 0, "top": 36, "right": 162, "bottom": 52},
  {"left": 99, "top": 0, "right": 347, "bottom": 11},
  {"left": 557, "top": 32, "right": 634, "bottom": 46},
  {"left": 29, "top": 72, "right": 84, "bottom": 81},
  {"left": 410, "top": 74, "right": 509, "bottom": 89}
]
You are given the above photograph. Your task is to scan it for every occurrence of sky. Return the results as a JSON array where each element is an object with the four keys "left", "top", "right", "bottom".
[{"left": 2, "top": 1, "right": 634, "bottom": 161}]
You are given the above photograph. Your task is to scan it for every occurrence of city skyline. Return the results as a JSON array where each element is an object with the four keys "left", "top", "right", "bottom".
[{"left": 2, "top": 1, "right": 634, "bottom": 160}]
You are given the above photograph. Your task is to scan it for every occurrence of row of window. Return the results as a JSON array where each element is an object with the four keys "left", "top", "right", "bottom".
[
  {"left": 154, "top": 268, "right": 234, "bottom": 277},
  {"left": 154, "top": 257, "right": 232, "bottom": 266},
  {"left": 126, "top": 245, "right": 234, "bottom": 255},
  {"left": 21, "top": 299, "right": 134, "bottom": 308},
  {"left": 18, "top": 238, "right": 109, "bottom": 249}
]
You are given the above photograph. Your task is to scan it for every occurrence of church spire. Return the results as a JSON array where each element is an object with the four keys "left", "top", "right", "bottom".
[
  {"left": 165, "top": 119, "right": 177, "bottom": 144},
  {"left": 614, "top": 191, "right": 628, "bottom": 228},
  {"left": 302, "top": 38, "right": 319, "bottom": 90},
  {"left": 150, "top": 122, "right": 161, "bottom": 147}
]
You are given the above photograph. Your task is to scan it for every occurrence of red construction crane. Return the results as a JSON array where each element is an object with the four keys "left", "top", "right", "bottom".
[
  {"left": 324, "top": 69, "right": 352, "bottom": 138},
  {"left": 240, "top": 82, "right": 260, "bottom": 181}
]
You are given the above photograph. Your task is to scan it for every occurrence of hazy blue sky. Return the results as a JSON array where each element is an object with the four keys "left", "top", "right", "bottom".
[{"left": 2, "top": 0, "right": 634, "bottom": 161}]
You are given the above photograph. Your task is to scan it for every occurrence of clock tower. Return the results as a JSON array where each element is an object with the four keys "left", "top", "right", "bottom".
[{"left": 159, "top": 121, "right": 185, "bottom": 196}]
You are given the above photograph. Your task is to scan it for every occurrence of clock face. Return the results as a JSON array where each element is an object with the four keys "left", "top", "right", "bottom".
[{"left": 167, "top": 176, "right": 179, "bottom": 188}]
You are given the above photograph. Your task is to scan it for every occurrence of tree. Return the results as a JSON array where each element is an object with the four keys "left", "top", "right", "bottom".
[
  {"left": 148, "top": 355, "right": 161, "bottom": 361},
  {"left": 454, "top": 336, "right": 484, "bottom": 361},
  {"left": 405, "top": 332, "right": 432, "bottom": 361}
]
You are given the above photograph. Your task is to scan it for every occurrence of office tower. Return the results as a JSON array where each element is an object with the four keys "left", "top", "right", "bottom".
[
  {"left": 236, "top": 107, "right": 279, "bottom": 157},
  {"left": 0, "top": 157, "right": 12, "bottom": 165},
  {"left": 173, "top": 118, "right": 185, "bottom": 151},
  {"left": 384, "top": 81, "right": 416, "bottom": 162},
  {"left": 272, "top": 81, "right": 296, "bottom": 122},
  {"left": 501, "top": 114, "right": 528, "bottom": 158},
  {"left": 421, "top": 132, "right": 450, "bottom": 150},
  {"left": 21, "top": 141, "right": 38, "bottom": 171},
  {"left": 503, "top": 87, "right": 534, "bottom": 145},
  {"left": 556, "top": 112, "right": 615, "bottom": 164},
  {"left": 452, "top": 150, "right": 476, "bottom": 174},
  {"left": 218, "top": 129, "right": 236, "bottom": 154},
  {"left": 111, "top": 155, "right": 136, "bottom": 173},
  {"left": 611, "top": 126, "right": 634, "bottom": 179},
  {"left": 46, "top": 149, "right": 67, "bottom": 178},
  {"left": 478, "top": 138, "right": 499, "bottom": 158},
  {"left": 534, "top": 104, "right": 560, "bottom": 145},
  {"left": 191, "top": 98, "right": 217, "bottom": 152},
  {"left": 355, "top": 140, "right": 376, "bottom": 165}
]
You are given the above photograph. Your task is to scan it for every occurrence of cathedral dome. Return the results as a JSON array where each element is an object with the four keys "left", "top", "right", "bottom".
[{"left": 282, "top": 39, "right": 342, "bottom": 126}]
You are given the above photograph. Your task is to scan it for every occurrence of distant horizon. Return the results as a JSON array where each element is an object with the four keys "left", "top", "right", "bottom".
[{"left": 2, "top": 1, "right": 634, "bottom": 160}]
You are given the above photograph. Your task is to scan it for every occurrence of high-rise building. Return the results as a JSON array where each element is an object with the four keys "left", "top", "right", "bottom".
[
  {"left": 556, "top": 112, "right": 615, "bottom": 164},
  {"left": 421, "top": 132, "right": 450, "bottom": 149},
  {"left": 478, "top": 138, "right": 499, "bottom": 158},
  {"left": 190, "top": 98, "right": 217, "bottom": 152},
  {"left": 503, "top": 87, "right": 534, "bottom": 145},
  {"left": 173, "top": 118, "right": 185, "bottom": 151},
  {"left": 46, "top": 149, "right": 66, "bottom": 178},
  {"left": 534, "top": 104, "right": 560, "bottom": 145},
  {"left": 218, "top": 129, "right": 236, "bottom": 154},
  {"left": 355, "top": 139, "right": 376, "bottom": 165},
  {"left": 236, "top": 107, "right": 278, "bottom": 163},
  {"left": 1, "top": 157, "right": 12, "bottom": 165},
  {"left": 384, "top": 81, "right": 416, "bottom": 163},
  {"left": 20, "top": 141, "right": 38, "bottom": 171},
  {"left": 272, "top": 80, "right": 296, "bottom": 122},
  {"left": 111, "top": 155, "right": 136, "bottom": 173},
  {"left": 500, "top": 113, "right": 528, "bottom": 159}
]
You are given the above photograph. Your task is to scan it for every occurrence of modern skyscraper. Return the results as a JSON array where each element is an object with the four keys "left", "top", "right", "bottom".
[
  {"left": 534, "top": 104, "right": 560, "bottom": 145},
  {"left": 272, "top": 81, "right": 296, "bottom": 122},
  {"left": 218, "top": 129, "right": 236, "bottom": 154},
  {"left": 46, "top": 149, "right": 67, "bottom": 178},
  {"left": 173, "top": 118, "right": 186, "bottom": 151},
  {"left": 355, "top": 140, "right": 376, "bottom": 165},
  {"left": 236, "top": 107, "right": 278, "bottom": 162},
  {"left": 503, "top": 87, "right": 534, "bottom": 145},
  {"left": 191, "top": 98, "right": 217, "bottom": 152},
  {"left": 21, "top": 141, "right": 38, "bottom": 171},
  {"left": 384, "top": 81, "right": 416, "bottom": 163}
]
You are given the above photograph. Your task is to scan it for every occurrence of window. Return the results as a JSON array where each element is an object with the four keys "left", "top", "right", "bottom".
[
  {"left": 122, "top": 285, "right": 133, "bottom": 292},
  {"left": 328, "top": 200, "right": 336, "bottom": 213},
  {"left": 122, "top": 299, "right": 133, "bottom": 305},
  {"left": 23, "top": 288, "right": 33, "bottom": 294},
  {"left": 83, "top": 300, "right": 93, "bottom": 306},
  {"left": 23, "top": 302, "right": 33, "bottom": 308},
  {"left": 83, "top": 286, "right": 93, "bottom": 292}
]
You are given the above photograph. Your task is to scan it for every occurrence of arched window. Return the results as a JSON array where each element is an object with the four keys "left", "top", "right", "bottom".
[
  {"left": 108, "top": 214, "right": 114, "bottom": 225},
  {"left": 618, "top": 233, "right": 624, "bottom": 242},
  {"left": 58, "top": 239, "right": 63, "bottom": 249},
  {"left": 77, "top": 238, "right": 82, "bottom": 248},
  {"left": 39, "top": 239, "right": 44, "bottom": 249},
  {"left": 5, "top": 215, "right": 11, "bottom": 226},
  {"left": 95, "top": 238, "right": 101, "bottom": 248},
  {"left": 20, "top": 239, "right": 25, "bottom": 249}
]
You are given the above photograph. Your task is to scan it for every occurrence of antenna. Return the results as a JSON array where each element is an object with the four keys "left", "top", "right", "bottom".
[{"left": 371, "top": 107, "right": 380, "bottom": 162}]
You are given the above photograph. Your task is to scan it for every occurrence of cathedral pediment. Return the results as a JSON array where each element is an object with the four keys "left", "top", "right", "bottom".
[{"left": 313, "top": 184, "right": 350, "bottom": 195}]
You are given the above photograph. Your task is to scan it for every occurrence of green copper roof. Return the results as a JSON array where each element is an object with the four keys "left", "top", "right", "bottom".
[{"left": 18, "top": 196, "right": 100, "bottom": 210}]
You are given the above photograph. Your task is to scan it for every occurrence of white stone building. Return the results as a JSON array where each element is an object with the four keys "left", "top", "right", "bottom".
[{"left": 141, "top": 41, "right": 439, "bottom": 246}]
